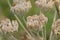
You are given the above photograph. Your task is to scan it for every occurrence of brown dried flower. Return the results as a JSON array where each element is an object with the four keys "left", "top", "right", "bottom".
[
  {"left": 11, "top": 0, "right": 32, "bottom": 14},
  {"left": 39, "top": 13, "right": 48, "bottom": 25},
  {"left": 27, "top": 13, "right": 48, "bottom": 31},
  {"left": 35, "top": 0, "right": 54, "bottom": 8},
  {"left": 0, "top": 18, "right": 18, "bottom": 33},
  {"left": 52, "top": 19, "right": 60, "bottom": 35},
  {"left": 27, "top": 15, "right": 40, "bottom": 30}
]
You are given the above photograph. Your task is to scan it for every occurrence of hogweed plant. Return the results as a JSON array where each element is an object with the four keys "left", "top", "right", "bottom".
[{"left": 0, "top": 0, "right": 60, "bottom": 40}]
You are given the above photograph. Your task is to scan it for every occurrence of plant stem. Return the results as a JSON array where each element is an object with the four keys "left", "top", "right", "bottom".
[
  {"left": 44, "top": 25, "right": 46, "bottom": 40},
  {"left": 49, "top": 11, "right": 57, "bottom": 40},
  {"left": 8, "top": 33, "right": 18, "bottom": 40},
  {"left": 7, "top": 0, "right": 35, "bottom": 40}
]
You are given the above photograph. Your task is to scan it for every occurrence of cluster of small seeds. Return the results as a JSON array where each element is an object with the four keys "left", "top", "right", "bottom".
[
  {"left": 27, "top": 13, "right": 48, "bottom": 31},
  {"left": 0, "top": 18, "right": 18, "bottom": 33},
  {"left": 35, "top": 0, "right": 54, "bottom": 8},
  {"left": 52, "top": 19, "right": 60, "bottom": 35},
  {"left": 11, "top": 0, "right": 32, "bottom": 14}
]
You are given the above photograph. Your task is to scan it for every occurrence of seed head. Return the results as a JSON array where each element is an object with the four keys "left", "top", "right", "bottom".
[
  {"left": 0, "top": 18, "right": 18, "bottom": 33},
  {"left": 35, "top": 0, "right": 54, "bottom": 8},
  {"left": 52, "top": 19, "right": 60, "bottom": 35},
  {"left": 27, "top": 15, "right": 40, "bottom": 30},
  {"left": 27, "top": 13, "right": 48, "bottom": 31},
  {"left": 11, "top": 0, "right": 32, "bottom": 15},
  {"left": 39, "top": 13, "right": 48, "bottom": 25}
]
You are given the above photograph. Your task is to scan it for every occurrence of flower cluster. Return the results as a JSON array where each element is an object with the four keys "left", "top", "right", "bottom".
[
  {"left": 35, "top": 0, "right": 54, "bottom": 8},
  {"left": 11, "top": 0, "right": 32, "bottom": 14},
  {"left": 27, "top": 13, "right": 48, "bottom": 31},
  {"left": 0, "top": 18, "right": 18, "bottom": 33},
  {"left": 52, "top": 19, "right": 60, "bottom": 35},
  {"left": 39, "top": 13, "right": 48, "bottom": 25}
]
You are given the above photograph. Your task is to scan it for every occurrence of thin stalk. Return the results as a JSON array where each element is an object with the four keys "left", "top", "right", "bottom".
[
  {"left": 22, "top": 17, "right": 36, "bottom": 37},
  {"left": 12, "top": 11, "right": 32, "bottom": 38},
  {"left": 29, "top": 30, "right": 36, "bottom": 37},
  {"left": 49, "top": 11, "right": 57, "bottom": 40},
  {"left": 44, "top": 25, "right": 46, "bottom": 40},
  {"left": 8, "top": 34, "right": 18, "bottom": 40},
  {"left": 12, "top": 13, "right": 35, "bottom": 40},
  {"left": 42, "top": 27, "right": 44, "bottom": 40},
  {"left": 2, "top": 29, "right": 18, "bottom": 40},
  {"left": 38, "top": 22, "right": 44, "bottom": 40},
  {"left": 23, "top": 17, "right": 26, "bottom": 25},
  {"left": 7, "top": 0, "right": 30, "bottom": 36},
  {"left": 37, "top": 32, "right": 41, "bottom": 40},
  {"left": 7, "top": 0, "right": 35, "bottom": 40}
]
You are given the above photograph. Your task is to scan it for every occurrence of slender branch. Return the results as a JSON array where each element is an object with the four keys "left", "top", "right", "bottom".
[
  {"left": 13, "top": 13, "right": 32, "bottom": 37},
  {"left": 8, "top": 34, "right": 18, "bottom": 40},
  {"left": 7, "top": 0, "right": 36, "bottom": 40},
  {"left": 44, "top": 25, "right": 46, "bottom": 40},
  {"left": 49, "top": 11, "right": 57, "bottom": 40},
  {"left": 7, "top": 0, "right": 11, "bottom": 8},
  {"left": 7, "top": 0, "right": 30, "bottom": 36},
  {"left": 49, "top": 0, "right": 59, "bottom": 40},
  {"left": 37, "top": 32, "right": 41, "bottom": 40}
]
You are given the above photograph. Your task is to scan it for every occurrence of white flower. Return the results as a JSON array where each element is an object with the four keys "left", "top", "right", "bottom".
[
  {"left": 46, "top": 0, "right": 54, "bottom": 8},
  {"left": 35, "top": 0, "right": 54, "bottom": 8},
  {"left": 1, "top": 19, "right": 13, "bottom": 32},
  {"left": 24, "top": 1, "right": 32, "bottom": 12},
  {"left": 0, "top": 18, "right": 18, "bottom": 33},
  {"left": 11, "top": 0, "right": 32, "bottom": 15},
  {"left": 35, "top": 0, "right": 46, "bottom": 7},
  {"left": 39, "top": 13, "right": 48, "bottom": 25},
  {"left": 52, "top": 19, "right": 60, "bottom": 34},
  {"left": 12, "top": 20, "right": 18, "bottom": 32},
  {"left": 27, "top": 15, "right": 40, "bottom": 30},
  {"left": 27, "top": 13, "right": 48, "bottom": 31}
]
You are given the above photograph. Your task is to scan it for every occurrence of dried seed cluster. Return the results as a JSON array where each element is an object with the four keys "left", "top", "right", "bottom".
[
  {"left": 27, "top": 13, "right": 48, "bottom": 31},
  {"left": 0, "top": 18, "right": 18, "bottom": 33},
  {"left": 35, "top": 0, "right": 54, "bottom": 8},
  {"left": 11, "top": 0, "right": 32, "bottom": 14},
  {"left": 52, "top": 19, "right": 60, "bottom": 35}
]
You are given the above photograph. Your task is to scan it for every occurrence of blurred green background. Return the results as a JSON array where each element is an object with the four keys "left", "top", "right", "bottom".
[{"left": 0, "top": 0, "right": 55, "bottom": 40}]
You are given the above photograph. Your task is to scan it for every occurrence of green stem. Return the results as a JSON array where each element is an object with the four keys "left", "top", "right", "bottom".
[
  {"left": 7, "top": 0, "right": 35, "bottom": 40},
  {"left": 49, "top": 11, "right": 57, "bottom": 40}
]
